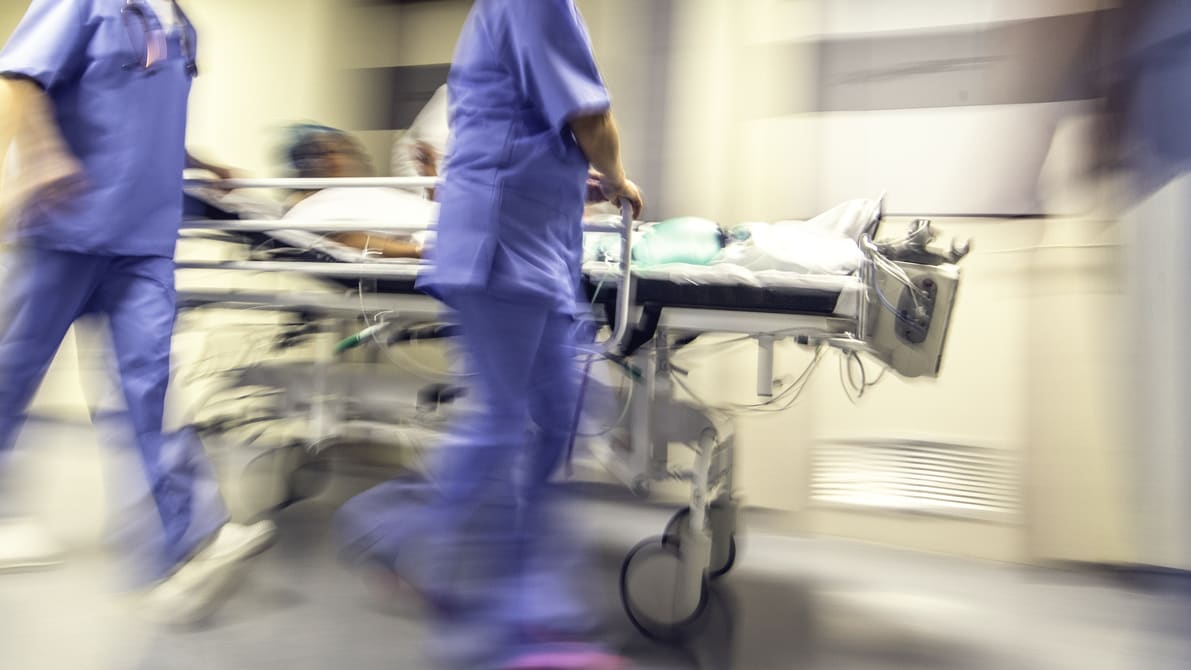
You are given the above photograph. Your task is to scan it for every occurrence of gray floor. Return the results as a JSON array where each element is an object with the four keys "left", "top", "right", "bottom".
[
  {"left": 2, "top": 431, "right": 1190, "bottom": 669},
  {"left": 4, "top": 495, "right": 1191, "bottom": 670}
]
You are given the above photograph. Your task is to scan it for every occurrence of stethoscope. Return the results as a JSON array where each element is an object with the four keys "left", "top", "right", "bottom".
[{"left": 121, "top": 0, "right": 198, "bottom": 77}]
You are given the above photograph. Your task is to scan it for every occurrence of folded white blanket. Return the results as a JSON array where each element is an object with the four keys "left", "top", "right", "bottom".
[{"left": 717, "top": 198, "right": 880, "bottom": 275}]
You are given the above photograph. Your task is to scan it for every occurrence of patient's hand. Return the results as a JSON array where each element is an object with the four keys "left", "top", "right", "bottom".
[
  {"left": 209, "top": 165, "right": 244, "bottom": 182},
  {"left": 333, "top": 232, "right": 423, "bottom": 259},
  {"left": 202, "top": 165, "right": 247, "bottom": 191},
  {"left": 185, "top": 151, "right": 246, "bottom": 190},
  {"left": 414, "top": 142, "right": 438, "bottom": 178}
]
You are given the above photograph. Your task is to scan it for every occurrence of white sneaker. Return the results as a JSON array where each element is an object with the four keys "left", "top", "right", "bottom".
[
  {"left": 192, "top": 520, "right": 278, "bottom": 563},
  {"left": 141, "top": 520, "right": 277, "bottom": 626},
  {"left": 0, "top": 518, "right": 65, "bottom": 573}
]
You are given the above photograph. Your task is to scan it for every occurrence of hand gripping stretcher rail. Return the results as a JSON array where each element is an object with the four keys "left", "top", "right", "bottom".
[{"left": 176, "top": 176, "right": 971, "bottom": 640}]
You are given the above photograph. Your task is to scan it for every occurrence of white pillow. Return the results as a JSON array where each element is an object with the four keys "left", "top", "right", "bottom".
[{"left": 714, "top": 198, "right": 877, "bottom": 275}]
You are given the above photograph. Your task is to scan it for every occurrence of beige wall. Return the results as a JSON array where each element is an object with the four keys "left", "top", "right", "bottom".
[
  {"left": 185, "top": 0, "right": 343, "bottom": 174},
  {"left": 184, "top": 0, "right": 471, "bottom": 174},
  {"left": 0, "top": 3, "right": 24, "bottom": 38},
  {"left": 635, "top": 0, "right": 1134, "bottom": 564}
]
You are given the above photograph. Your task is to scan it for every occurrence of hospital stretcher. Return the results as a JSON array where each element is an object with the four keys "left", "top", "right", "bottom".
[{"left": 177, "top": 177, "right": 969, "bottom": 639}]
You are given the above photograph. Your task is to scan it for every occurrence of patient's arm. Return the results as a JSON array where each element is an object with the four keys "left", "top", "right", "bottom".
[
  {"left": 415, "top": 141, "right": 438, "bottom": 200},
  {"left": 186, "top": 151, "right": 238, "bottom": 181},
  {"left": 331, "top": 232, "right": 422, "bottom": 259}
]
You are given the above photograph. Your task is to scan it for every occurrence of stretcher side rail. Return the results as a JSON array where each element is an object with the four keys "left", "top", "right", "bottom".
[
  {"left": 180, "top": 218, "right": 627, "bottom": 235},
  {"left": 185, "top": 176, "right": 441, "bottom": 191},
  {"left": 183, "top": 177, "right": 637, "bottom": 355}
]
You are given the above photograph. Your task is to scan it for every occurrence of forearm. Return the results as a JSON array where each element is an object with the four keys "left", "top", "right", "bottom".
[
  {"left": 1, "top": 77, "right": 73, "bottom": 165},
  {"left": 332, "top": 232, "right": 423, "bottom": 259},
  {"left": 186, "top": 152, "right": 224, "bottom": 176},
  {"left": 570, "top": 110, "right": 626, "bottom": 184},
  {"left": 0, "top": 76, "right": 82, "bottom": 206},
  {"left": 569, "top": 109, "right": 645, "bottom": 218},
  {"left": 0, "top": 78, "right": 26, "bottom": 161}
]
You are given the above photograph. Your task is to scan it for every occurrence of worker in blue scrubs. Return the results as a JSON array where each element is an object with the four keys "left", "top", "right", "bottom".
[
  {"left": 0, "top": 0, "right": 274, "bottom": 624},
  {"left": 1104, "top": 0, "right": 1191, "bottom": 588},
  {"left": 338, "top": 1, "right": 643, "bottom": 668}
]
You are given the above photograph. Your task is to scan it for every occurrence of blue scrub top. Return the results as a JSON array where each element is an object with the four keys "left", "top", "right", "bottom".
[
  {"left": 1119, "top": 0, "right": 1191, "bottom": 196},
  {"left": 0, "top": 0, "right": 197, "bottom": 258},
  {"left": 1130, "top": 0, "right": 1191, "bottom": 56},
  {"left": 419, "top": 0, "right": 611, "bottom": 313}
]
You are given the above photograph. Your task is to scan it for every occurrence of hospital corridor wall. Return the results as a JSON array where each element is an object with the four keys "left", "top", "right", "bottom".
[
  {"left": 625, "top": 0, "right": 1137, "bottom": 566},
  {"left": 352, "top": 0, "right": 1142, "bottom": 567},
  {"left": 209, "top": 0, "right": 1140, "bottom": 567}
]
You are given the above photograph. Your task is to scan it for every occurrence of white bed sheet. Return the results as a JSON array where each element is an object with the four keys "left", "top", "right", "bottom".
[
  {"left": 189, "top": 186, "right": 875, "bottom": 320},
  {"left": 249, "top": 230, "right": 864, "bottom": 318}
]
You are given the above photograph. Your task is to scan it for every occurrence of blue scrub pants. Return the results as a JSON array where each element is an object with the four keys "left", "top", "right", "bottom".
[
  {"left": 0, "top": 248, "right": 225, "bottom": 578},
  {"left": 338, "top": 288, "right": 599, "bottom": 667}
]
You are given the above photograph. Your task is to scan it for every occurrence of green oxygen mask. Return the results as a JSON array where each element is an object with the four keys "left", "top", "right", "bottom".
[{"left": 630, "top": 217, "right": 725, "bottom": 268}]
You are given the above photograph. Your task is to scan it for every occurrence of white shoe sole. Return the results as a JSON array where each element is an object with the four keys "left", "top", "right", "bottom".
[
  {"left": 238, "top": 521, "right": 279, "bottom": 560},
  {"left": 143, "top": 522, "right": 278, "bottom": 627},
  {"left": 145, "top": 561, "right": 247, "bottom": 628}
]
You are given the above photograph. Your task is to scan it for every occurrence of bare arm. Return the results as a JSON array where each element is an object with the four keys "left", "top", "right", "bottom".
[
  {"left": 0, "top": 78, "right": 22, "bottom": 159},
  {"left": 415, "top": 141, "right": 438, "bottom": 201},
  {"left": 569, "top": 110, "right": 644, "bottom": 218},
  {"left": 186, "top": 151, "right": 236, "bottom": 180},
  {"left": 0, "top": 75, "right": 85, "bottom": 219},
  {"left": 331, "top": 232, "right": 423, "bottom": 259}
]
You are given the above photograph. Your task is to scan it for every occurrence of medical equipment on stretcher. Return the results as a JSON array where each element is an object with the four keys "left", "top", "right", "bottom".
[{"left": 176, "top": 176, "right": 970, "bottom": 640}]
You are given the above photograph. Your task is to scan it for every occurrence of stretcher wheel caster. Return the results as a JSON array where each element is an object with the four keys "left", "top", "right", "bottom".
[
  {"left": 663, "top": 508, "right": 737, "bottom": 579},
  {"left": 619, "top": 536, "right": 709, "bottom": 642}
]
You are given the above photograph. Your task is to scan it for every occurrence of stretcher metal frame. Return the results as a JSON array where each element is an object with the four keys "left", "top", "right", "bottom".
[{"left": 177, "top": 177, "right": 966, "bottom": 640}]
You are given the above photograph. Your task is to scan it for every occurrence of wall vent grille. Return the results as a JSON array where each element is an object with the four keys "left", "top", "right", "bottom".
[{"left": 812, "top": 440, "right": 1019, "bottom": 521}]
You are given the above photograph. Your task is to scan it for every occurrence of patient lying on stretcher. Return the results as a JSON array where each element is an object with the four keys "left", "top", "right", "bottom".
[
  {"left": 188, "top": 124, "right": 621, "bottom": 260},
  {"left": 198, "top": 125, "right": 957, "bottom": 274},
  {"left": 281, "top": 125, "right": 436, "bottom": 259}
]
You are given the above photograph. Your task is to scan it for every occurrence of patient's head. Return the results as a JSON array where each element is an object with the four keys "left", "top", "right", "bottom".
[{"left": 285, "top": 124, "right": 373, "bottom": 179}]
